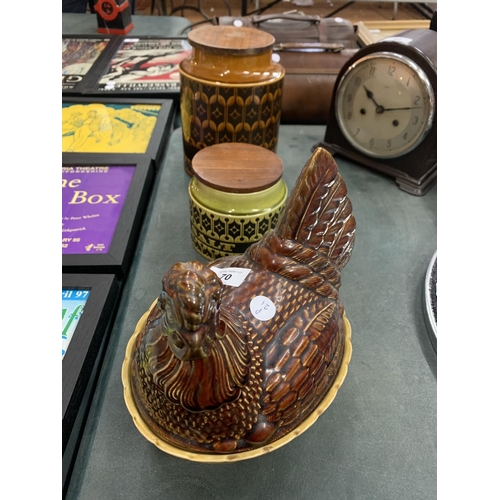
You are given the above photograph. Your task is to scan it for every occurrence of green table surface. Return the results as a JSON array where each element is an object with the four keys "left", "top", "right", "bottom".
[
  {"left": 65, "top": 123, "right": 437, "bottom": 500},
  {"left": 62, "top": 12, "right": 191, "bottom": 36}
]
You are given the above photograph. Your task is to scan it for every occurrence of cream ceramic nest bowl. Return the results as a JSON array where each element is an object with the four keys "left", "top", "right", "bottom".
[{"left": 122, "top": 300, "right": 352, "bottom": 463}]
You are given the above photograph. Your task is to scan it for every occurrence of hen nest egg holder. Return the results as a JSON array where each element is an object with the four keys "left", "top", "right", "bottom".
[{"left": 122, "top": 147, "right": 355, "bottom": 462}]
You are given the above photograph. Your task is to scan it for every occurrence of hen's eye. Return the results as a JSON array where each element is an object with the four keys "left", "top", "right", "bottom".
[{"left": 166, "top": 305, "right": 173, "bottom": 323}]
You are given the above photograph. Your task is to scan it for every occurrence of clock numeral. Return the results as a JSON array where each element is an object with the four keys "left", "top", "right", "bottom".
[
  {"left": 369, "top": 138, "right": 375, "bottom": 148},
  {"left": 413, "top": 95, "right": 421, "bottom": 106},
  {"left": 354, "top": 128, "right": 360, "bottom": 137},
  {"left": 388, "top": 66, "right": 396, "bottom": 76},
  {"left": 412, "top": 116, "right": 419, "bottom": 125},
  {"left": 407, "top": 77, "right": 411, "bottom": 86},
  {"left": 354, "top": 77, "right": 361, "bottom": 86},
  {"left": 346, "top": 94, "right": 352, "bottom": 103},
  {"left": 387, "top": 140, "right": 392, "bottom": 148},
  {"left": 369, "top": 66, "right": 376, "bottom": 76},
  {"left": 403, "top": 132, "right": 408, "bottom": 140},
  {"left": 347, "top": 111, "right": 352, "bottom": 120}
]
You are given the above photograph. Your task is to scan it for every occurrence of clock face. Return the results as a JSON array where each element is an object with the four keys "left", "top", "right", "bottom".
[{"left": 335, "top": 52, "right": 435, "bottom": 159}]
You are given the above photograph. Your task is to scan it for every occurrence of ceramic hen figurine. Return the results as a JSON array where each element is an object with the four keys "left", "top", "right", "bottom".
[{"left": 128, "top": 147, "right": 356, "bottom": 455}]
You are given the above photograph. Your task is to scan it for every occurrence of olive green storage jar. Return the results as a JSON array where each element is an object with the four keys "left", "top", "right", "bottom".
[
  {"left": 188, "top": 143, "right": 288, "bottom": 260},
  {"left": 180, "top": 25, "right": 285, "bottom": 176}
]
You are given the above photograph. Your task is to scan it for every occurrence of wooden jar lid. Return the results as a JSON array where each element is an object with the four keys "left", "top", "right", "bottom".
[
  {"left": 191, "top": 144, "right": 284, "bottom": 193},
  {"left": 187, "top": 26, "right": 275, "bottom": 56}
]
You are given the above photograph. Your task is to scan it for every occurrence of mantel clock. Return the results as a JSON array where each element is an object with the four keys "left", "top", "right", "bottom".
[{"left": 317, "top": 28, "right": 437, "bottom": 195}]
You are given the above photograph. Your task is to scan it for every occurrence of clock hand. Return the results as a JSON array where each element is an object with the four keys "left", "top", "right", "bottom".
[
  {"left": 363, "top": 85, "right": 384, "bottom": 114},
  {"left": 383, "top": 106, "right": 422, "bottom": 111},
  {"left": 363, "top": 86, "right": 422, "bottom": 113}
]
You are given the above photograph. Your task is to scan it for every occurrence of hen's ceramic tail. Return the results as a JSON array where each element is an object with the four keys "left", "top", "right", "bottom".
[
  {"left": 273, "top": 147, "right": 356, "bottom": 271},
  {"left": 246, "top": 148, "right": 355, "bottom": 296}
]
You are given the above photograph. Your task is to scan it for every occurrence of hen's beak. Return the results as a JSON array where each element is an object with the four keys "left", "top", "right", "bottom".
[
  {"left": 181, "top": 346, "right": 208, "bottom": 361},
  {"left": 169, "top": 326, "right": 211, "bottom": 361}
]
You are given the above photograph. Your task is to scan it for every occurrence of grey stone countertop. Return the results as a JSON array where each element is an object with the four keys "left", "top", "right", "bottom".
[{"left": 65, "top": 123, "right": 437, "bottom": 500}]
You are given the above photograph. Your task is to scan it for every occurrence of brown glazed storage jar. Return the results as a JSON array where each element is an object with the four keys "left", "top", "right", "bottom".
[{"left": 179, "top": 25, "right": 285, "bottom": 176}]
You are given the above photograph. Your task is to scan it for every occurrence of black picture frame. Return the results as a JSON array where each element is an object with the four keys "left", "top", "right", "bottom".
[
  {"left": 62, "top": 273, "right": 120, "bottom": 459},
  {"left": 62, "top": 96, "right": 176, "bottom": 170},
  {"left": 62, "top": 153, "right": 154, "bottom": 278},
  {"left": 62, "top": 35, "right": 120, "bottom": 95},
  {"left": 82, "top": 36, "right": 192, "bottom": 99}
]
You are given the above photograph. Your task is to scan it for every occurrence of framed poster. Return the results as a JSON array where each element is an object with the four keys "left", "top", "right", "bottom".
[
  {"left": 356, "top": 20, "right": 431, "bottom": 47},
  {"left": 62, "top": 154, "right": 154, "bottom": 277},
  {"left": 62, "top": 35, "right": 119, "bottom": 94},
  {"left": 84, "top": 36, "right": 192, "bottom": 97},
  {"left": 62, "top": 274, "right": 120, "bottom": 457},
  {"left": 62, "top": 97, "right": 175, "bottom": 169}
]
